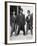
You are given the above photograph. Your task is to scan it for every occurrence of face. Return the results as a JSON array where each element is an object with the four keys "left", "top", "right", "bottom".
[
  {"left": 20, "top": 10, "right": 23, "bottom": 15},
  {"left": 27, "top": 12, "right": 30, "bottom": 15},
  {"left": 13, "top": 11, "right": 16, "bottom": 18},
  {"left": 13, "top": 11, "right": 15, "bottom": 15},
  {"left": 20, "top": 10, "right": 23, "bottom": 13}
]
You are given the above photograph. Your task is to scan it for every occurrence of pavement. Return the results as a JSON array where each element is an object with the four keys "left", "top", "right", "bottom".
[{"left": 10, "top": 31, "right": 33, "bottom": 41}]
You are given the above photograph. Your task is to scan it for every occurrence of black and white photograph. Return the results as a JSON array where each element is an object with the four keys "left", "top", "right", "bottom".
[{"left": 5, "top": 2, "right": 36, "bottom": 44}]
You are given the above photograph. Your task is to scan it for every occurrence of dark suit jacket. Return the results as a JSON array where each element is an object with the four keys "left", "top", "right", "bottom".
[
  {"left": 16, "top": 13, "right": 25, "bottom": 25},
  {"left": 26, "top": 13, "right": 33, "bottom": 27},
  {"left": 10, "top": 15, "right": 16, "bottom": 27}
]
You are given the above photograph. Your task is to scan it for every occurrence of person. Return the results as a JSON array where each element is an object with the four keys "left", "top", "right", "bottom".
[
  {"left": 10, "top": 11, "right": 16, "bottom": 37},
  {"left": 26, "top": 10, "right": 33, "bottom": 35},
  {"left": 16, "top": 8, "right": 25, "bottom": 35}
]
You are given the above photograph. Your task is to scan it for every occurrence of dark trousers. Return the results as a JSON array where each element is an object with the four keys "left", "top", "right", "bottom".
[
  {"left": 26, "top": 24, "right": 33, "bottom": 35},
  {"left": 17, "top": 25, "right": 25, "bottom": 35}
]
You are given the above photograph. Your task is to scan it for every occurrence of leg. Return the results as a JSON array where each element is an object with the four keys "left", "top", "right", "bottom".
[
  {"left": 22, "top": 25, "right": 25, "bottom": 35},
  {"left": 31, "top": 26, "right": 33, "bottom": 35},
  {"left": 31, "top": 29, "right": 33, "bottom": 35},
  {"left": 10, "top": 28, "right": 14, "bottom": 37},
  {"left": 16, "top": 25, "right": 21, "bottom": 35},
  {"left": 10, "top": 23, "right": 14, "bottom": 37},
  {"left": 30, "top": 25, "right": 33, "bottom": 35},
  {"left": 15, "top": 24, "right": 17, "bottom": 35},
  {"left": 26, "top": 24, "right": 29, "bottom": 35}
]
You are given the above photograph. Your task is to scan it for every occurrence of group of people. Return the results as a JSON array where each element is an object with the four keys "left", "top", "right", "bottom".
[{"left": 10, "top": 8, "right": 33, "bottom": 37}]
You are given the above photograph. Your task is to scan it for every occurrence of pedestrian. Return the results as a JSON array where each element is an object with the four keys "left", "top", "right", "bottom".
[
  {"left": 26, "top": 10, "right": 33, "bottom": 35},
  {"left": 16, "top": 8, "right": 25, "bottom": 35}
]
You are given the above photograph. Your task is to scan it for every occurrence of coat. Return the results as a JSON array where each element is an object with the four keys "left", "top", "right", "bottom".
[
  {"left": 26, "top": 13, "right": 33, "bottom": 29},
  {"left": 16, "top": 13, "right": 25, "bottom": 25},
  {"left": 10, "top": 15, "right": 16, "bottom": 27}
]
